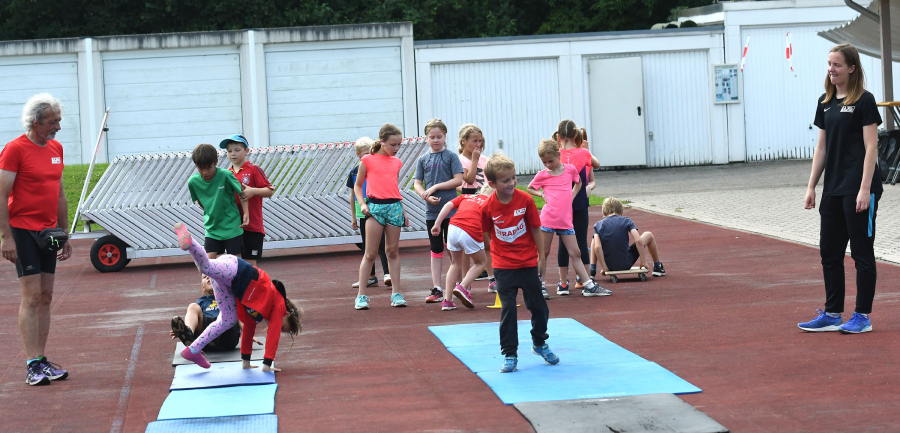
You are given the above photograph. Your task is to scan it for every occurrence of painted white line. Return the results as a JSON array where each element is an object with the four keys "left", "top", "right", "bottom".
[{"left": 110, "top": 325, "right": 144, "bottom": 433}]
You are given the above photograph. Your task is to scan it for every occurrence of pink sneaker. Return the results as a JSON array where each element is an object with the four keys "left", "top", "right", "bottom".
[
  {"left": 453, "top": 284, "right": 474, "bottom": 308},
  {"left": 174, "top": 223, "right": 191, "bottom": 250},
  {"left": 441, "top": 299, "right": 457, "bottom": 311},
  {"left": 180, "top": 346, "right": 210, "bottom": 369},
  {"left": 488, "top": 280, "right": 497, "bottom": 293}
]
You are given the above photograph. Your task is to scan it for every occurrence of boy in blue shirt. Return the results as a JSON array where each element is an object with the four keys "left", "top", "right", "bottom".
[{"left": 590, "top": 197, "right": 666, "bottom": 279}]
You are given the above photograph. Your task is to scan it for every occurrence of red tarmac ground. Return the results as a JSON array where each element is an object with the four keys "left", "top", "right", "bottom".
[{"left": 1, "top": 207, "right": 899, "bottom": 432}]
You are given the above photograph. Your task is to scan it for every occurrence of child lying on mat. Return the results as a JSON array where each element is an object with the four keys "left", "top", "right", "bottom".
[
  {"left": 590, "top": 197, "right": 666, "bottom": 279},
  {"left": 170, "top": 274, "right": 263, "bottom": 352}
]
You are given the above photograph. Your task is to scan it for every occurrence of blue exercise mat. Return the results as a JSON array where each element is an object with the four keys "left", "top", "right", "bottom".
[
  {"left": 157, "top": 384, "right": 277, "bottom": 420},
  {"left": 171, "top": 361, "right": 276, "bottom": 390},
  {"left": 429, "top": 318, "right": 701, "bottom": 404},
  {"left": 146, "top": 415, "right": 277, "bottom": 433}
]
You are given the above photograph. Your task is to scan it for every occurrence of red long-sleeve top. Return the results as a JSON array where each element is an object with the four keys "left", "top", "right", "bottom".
[{"left": 236, "top": 268, "right": 287, "bottom": 366}]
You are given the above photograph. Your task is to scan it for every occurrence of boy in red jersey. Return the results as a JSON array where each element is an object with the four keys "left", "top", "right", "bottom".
[
  {"left": 221, "top": 134, "right": 275, "bottom": 266},
  {"left": 480, "top": 154, "right": 558, "bottom": 373}
]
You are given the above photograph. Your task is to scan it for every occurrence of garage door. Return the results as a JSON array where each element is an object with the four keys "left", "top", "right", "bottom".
[
  {"left": 265, "top": 41, "right": 404, "bottom": 146},
  {"left": 103, "top": 51, "right": 243, "bottom": 157},
  {"left": 0, "top": 56, "right": 81, "bottom": 160}
]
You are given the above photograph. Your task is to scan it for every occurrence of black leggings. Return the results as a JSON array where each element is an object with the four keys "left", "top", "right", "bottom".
[
  {"left": 557, "top": 206, "right": 590, "bottom": 268},
  {"left": 360, "top": 216, "right": 389, "bottom": 276},
  {"left": 819, "top": 193, "right": 880, "bottom": 314},
  {"left": 426, "top": 219, "right": 450, "bottom": 255}
]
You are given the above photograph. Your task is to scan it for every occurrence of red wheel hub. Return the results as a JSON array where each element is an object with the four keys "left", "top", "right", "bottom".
[{"left": 98, "top": 244, "right": 121, "bottom": 266}]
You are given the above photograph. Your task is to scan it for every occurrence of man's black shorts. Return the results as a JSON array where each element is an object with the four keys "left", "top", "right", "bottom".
[
  {"left": 204, "top": 234, "right": 243, "bottom": 256},
  {"left": 242, "top": 231, "right": 265, "bottom": 260},
  {"left": 11, "top": 226, "right": 57, "bottom": 278}
]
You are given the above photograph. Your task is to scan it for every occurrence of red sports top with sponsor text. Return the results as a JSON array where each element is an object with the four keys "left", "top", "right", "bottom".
[
  {"left": 480, "top": 189, "right": 542, "bottom": 269},
  {"left": 449, "top": 194, "right": 489, "bottom": 242},
  {"left": 0, "top": 135, "right": 64, "bottom": 231},
  {"left": 229, "top": 161, "right": 274, "bottom": 235}
]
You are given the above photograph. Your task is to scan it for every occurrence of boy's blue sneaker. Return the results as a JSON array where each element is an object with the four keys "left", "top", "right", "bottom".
[
  {"left": 500, "top": 355, "right": 517, "bottom": 373},
  {"left": 557, "top": 281, "right": 569, "bottom": 296},
  {"left": 532, "top": 344, "right": 560, "bottom": 365},
  {"left": 354, "top": 295, "right": 370, "bottom": 310},
  {"left": 797, "top": 309, "right": 841, "bottom": 332},
  {"left": 390, "top": 292, "right": 407, "bottom": 307},
  {"left": 838, "top": 312, "right": 872, "bottom": 334}
]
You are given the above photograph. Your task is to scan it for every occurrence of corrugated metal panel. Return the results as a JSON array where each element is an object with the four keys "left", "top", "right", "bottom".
[
  {"left": 741, "top": 24, "right": 841, "bottom": 161},
  {"left": 0, "top": 58, "right": 81, "bottom": 159},
  {"left": 589, "top": 51, "right": 711, "bottom": 167},
  {"left": 102, "top": 53, "right": 243, "bottom": 158},
  {"left": 265, "top": 44, "right": 404, "bottom": 146},
  {"left": 430, "top": 59, "right": 560, "bottom": 174}
]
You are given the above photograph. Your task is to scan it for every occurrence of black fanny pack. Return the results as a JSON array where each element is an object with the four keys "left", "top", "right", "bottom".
[{"left": 32, "top": 228, "right": 68, "bottom": 253}]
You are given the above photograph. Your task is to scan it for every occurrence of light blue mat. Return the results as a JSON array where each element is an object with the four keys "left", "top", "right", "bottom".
[
  {"left": 171, "top": 361, "right": 276, "bottom": 390},
  {"left": 146, "top": 415, "right": 277, "bottom": 432},
  {"left": 157, "top": 384, "right": 277, "bottom": 420},
  {"left": 429, "top": 318, "right": 701, "bottom": 404}
]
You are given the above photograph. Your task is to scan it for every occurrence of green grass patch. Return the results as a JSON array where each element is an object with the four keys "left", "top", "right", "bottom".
[
  {"left": 516, "top": 186, "right": 605, "bottom": 209},
  {"left": 62, "top": 163, "right": 109, "bottom": 231}
]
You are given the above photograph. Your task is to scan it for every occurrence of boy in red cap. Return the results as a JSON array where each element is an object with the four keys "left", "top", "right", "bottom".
[{"left": 220, "top": 134, "right": 275, "bottom": 266}]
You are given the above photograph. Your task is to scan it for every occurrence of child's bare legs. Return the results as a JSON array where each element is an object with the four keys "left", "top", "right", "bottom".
[
  {"left": 357, "top": 217, "right": 386, "bottom": 297},
  {"left": 461, "top": 250, "right": 486, "bottom": 288},
  {"left": 383, "top": 224, "right": 402, "bottom": 294},
  {"left": 559, "top": 234, "right": 590, "bottom": 283},
  {"left": 539, "top": 231, "right": 555, "bottom": 282},
  {"left": 640, "top": 231, "right": 660, "bottom": 263},
  {"left": 445, "top": 249, "right": 464, "bottom": 294}
]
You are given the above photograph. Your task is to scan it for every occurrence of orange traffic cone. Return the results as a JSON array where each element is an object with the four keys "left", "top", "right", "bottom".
[{"left": 486, "top": 292, "right": 519, "bottom": 309}]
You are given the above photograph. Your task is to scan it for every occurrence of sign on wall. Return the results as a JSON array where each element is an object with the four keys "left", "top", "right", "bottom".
[{"left": 712, "top": 64, "right": 741, "bottom": 104}]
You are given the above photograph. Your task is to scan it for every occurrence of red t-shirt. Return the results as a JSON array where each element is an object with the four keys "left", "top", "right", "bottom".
[
  {"left": 237, "top": 268, "right": 287, "bottom": 364},
  {"left": 230, "top": 161, "right": 274, "bottom": 235},
  {"left": 480, "top": 189, "right": 541, "bottom": 269},
  {"left": 449, "top": 194, "right": 488, "bottom": 242},
  {"left": 0, "top": 135, "right": 64, "bottom": 231},
  {"left": 559, "top": 147, "right": 592, "bottom": 174},
  {"left": 360, "top": 153, "right": 403, "bottom": 200}
]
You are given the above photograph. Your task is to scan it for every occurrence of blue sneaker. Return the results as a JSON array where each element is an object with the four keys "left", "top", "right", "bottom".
[
  {"left": 798, "top": 309, "right": 842, "bottom": 332},
  {"left": 354, "top": 295, "right": 370, "bottom": 310},
  {"left": 500, "top": 355, "right": 517, "bottom": 373},
  {"left": 390, "top": 292, "right": 407, "bottom": 307},
  {"left": 532, "top": 344, "right": 560, "bottom": 365},
  {"left": 839, "top": 312, "right": 872, "bottom": 334}
]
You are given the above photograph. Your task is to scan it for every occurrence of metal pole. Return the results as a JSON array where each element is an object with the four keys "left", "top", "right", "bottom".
[
  {"left": 70, "top": 108, "right": 110, "bottom": 233},
  {"left": 880, "top": 0, "right": 895, "bottom": 131}
]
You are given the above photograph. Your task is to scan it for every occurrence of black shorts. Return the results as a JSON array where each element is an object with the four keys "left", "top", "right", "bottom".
[
  {"left": 242, "top": 231, "right": 265, "bottom": 260},
  {"left": 204, "top": 234, "right": 243, "bottom": 256},
  {"left": 426, "top": 219, "right": 450, "bottom": 255},
  {"left": 199, "top": 316, "right": 241, "bottom": 352},
  {"left": 11, "top": 226, "right": 57, "bottom": 278},
  {"left": 623, "top": 244, "right": 641, "bottom": 270}
]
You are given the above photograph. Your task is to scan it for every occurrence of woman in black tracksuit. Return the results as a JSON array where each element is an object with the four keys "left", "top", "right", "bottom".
[{"left": 799, "top": 44, "right": 882, "bottom": 334}]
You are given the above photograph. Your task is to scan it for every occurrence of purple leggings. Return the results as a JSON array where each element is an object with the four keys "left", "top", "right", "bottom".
[{"left": 187, "top": 238, "right": 239, "bottom": 352}]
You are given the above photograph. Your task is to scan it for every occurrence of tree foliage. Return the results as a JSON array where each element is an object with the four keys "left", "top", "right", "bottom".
[{"left": 0, "top": 0, "right": 711, "bottom": 42}]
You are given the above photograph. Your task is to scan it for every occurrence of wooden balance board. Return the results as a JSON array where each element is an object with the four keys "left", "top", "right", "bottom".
[{"left": 605, "top": 267, "right": 649, "bottom": 283}]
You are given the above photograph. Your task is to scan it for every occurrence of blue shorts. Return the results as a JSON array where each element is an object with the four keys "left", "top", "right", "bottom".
[
  {"left": 541, "top": 226, "right": 575, "bottom": 236},
  {"left": 369, "top": 201, "right": 405, "bottom": 227}
]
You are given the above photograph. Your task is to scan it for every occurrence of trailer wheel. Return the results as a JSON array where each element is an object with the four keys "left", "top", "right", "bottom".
[{"left": 90, "top": 235, "right": 130, "bottom": 272}]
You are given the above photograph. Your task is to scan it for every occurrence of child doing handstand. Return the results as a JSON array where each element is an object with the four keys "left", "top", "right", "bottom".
[{"left": 170, "top": 274, "right": 263, "bottom": 351}]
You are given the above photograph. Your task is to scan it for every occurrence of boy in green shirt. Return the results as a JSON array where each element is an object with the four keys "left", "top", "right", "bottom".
[{"left": 187, "top": 143, "right": 249, "bottom": 259}]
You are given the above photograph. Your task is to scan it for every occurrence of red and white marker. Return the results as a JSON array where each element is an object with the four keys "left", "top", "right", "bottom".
[
  {"left": 786, "top": 32, "right": 794, "bottom": 72},
  {"left": 740, "top": 36, "right": 749, "bottom": 72}
]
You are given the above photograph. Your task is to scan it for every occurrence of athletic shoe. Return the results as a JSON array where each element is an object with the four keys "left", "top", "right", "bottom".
[
  {"left": 170, "top": 316, "right": 195, "bottom": 346},
  {"left": 488, "top": 279, "right": 498, "bottom": 293},
  {"left": 541, "top": 281, "right": 549, "bottom": 299},
  {"left": 39, "top": 358, "right": 68, "bottom": 381},
  {"left": 532, "top": 344, "right": 560, "bottom": 365},
  {"left": 582, "top": 281, "right": 612, "bottom": 297},
  {"left": 391, "top": 292, "right": 407, "bottom": 307},
  {"left": 173, "top": 222, "right": 191, "bottom": 250},
  {"left": 797, "top": 309, "right": 842, "bottom": 332},
  {"left": 180, "top": 346, "right": 211, "bottom": 369},
  {"left": 653, "top": 262, "right": 666, "bottom": 277},
  {"left": 384, "top": 274, "right": 392, "bottom": 287},
  {"left": 441, "top": 299, "right": 457, "bottom": 311},
  {"left": 574, "top": 281, "right": 584, "bottom": 290},
  {"left": 476, "top": 269, "right": 490, "bottom": 280},
  {"left": 26, "top": 362, "right": 50, "bottom": 386},
  {"left": 352, "top": 276, "right": 378, "bottom": 289},
  {"left": 454, "top": 284, "right": 475, "bottom": 308},
  {"left": 425, "top": 288, "right": 443, "bottom": 303},
  {"left": 500, "top": 355, "right": 518, "bottom": 373},
  {"left": 838, "top": 312, "right": 872, "bottom": 334},
  {"left": 557, "top": 282, "right": 569, "bottom": 296},
  {"left": 355, "top": 295, "right": 370, "bottom": 310}
]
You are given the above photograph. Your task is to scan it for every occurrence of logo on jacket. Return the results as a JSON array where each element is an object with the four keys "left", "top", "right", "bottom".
[{"left": 51, "top": 157, "right": 61, "bottom": 164}]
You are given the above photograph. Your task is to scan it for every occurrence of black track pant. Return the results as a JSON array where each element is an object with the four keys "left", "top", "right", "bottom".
[
  {"left": 819, "top": 193, "right": 880, "bottom": 314},
  {"left": 495, "top": 267, "right": 549, "bottom": 357},
  {"left": 360, "top": 216, "right": 389, "bottom": 276},
  {"left": 558, "top": 207, "right": 590, "bottom": 268}
]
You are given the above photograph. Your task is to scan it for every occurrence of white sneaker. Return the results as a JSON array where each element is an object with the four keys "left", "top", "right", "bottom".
[{"left": 384, "top": 274, "right": 392, "bottom": 287}]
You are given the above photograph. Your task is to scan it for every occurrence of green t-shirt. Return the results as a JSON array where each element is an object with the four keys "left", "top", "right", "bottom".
[{"left": 188, "top": 167, "right": 243, "bottom": 241}]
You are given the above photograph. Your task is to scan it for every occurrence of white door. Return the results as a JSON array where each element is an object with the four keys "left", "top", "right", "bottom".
[
  {"left": 0, "top": 57, "right": 81, "bottom": 160},
  {"left": 102, "top": 51, "right": 243, "bottom": 157},
  {"left": 588, "top": 57, "right": 646, "bottom": 167}
]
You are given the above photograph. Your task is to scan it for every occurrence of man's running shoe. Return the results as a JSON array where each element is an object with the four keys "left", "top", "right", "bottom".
[
  {"left": 582, "top": 281, "right": 612, "bottom": 297},
  {"left": 500, "top": 355, "right": 518, "bottom": 373},
  {"left": 171, "top": 316, "right": 195, "bottom": 346},
  {"left": 352, "top": 276, "right": 378, "bottom": 288},
  {"left": 425, "top": 287, "right": 443, "bottom": 303},
  {"left": 532, "top": 344, "right": 560, "bottom": 365},
  {"left": 391, "top": 292, "right": 407, "bottom": 307},
  {"left": 39, "top": 358, "right": 68, "bottom": 381},
  {"left": 453, "top": 284, "right": 474, "bottom": 308},
  {"left": 441, "top": 299, "right": 457, "bottom": 311},
  {"left": 26, "top": 362, "right": 50, "bottom": 386},
  {"left": 797, "top": 309, "right": 842, "bottom": 332},
  {"left": 653, "top": 262, "right": 666, "bottom": 277},
  {"left": 355, "top": 295, "right": 370, "bottom": 310},
  {"left": 475, "top": 269, "right": 490, "bottom": 280},
  {"left": 838, "top": 312, "right": 872, "bottom": 334},
  {"left": 557, "top": 282, "right": 569, "bottom": 296}
]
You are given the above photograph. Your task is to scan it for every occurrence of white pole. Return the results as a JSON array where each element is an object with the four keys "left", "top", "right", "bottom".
[{"left": 70, "top": 108, "right": 110, "bottom": 233}]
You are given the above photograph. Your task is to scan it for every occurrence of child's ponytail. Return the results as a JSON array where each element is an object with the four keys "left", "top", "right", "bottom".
[
  {"left": 577, "top": 127, "right": 587, "bottom": 148},
  {"left": 372, "top": 124, "right": 403, "bottom": 155},
  {"left": 272, "top": 279, "right": 303, "bottom": 339}
]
